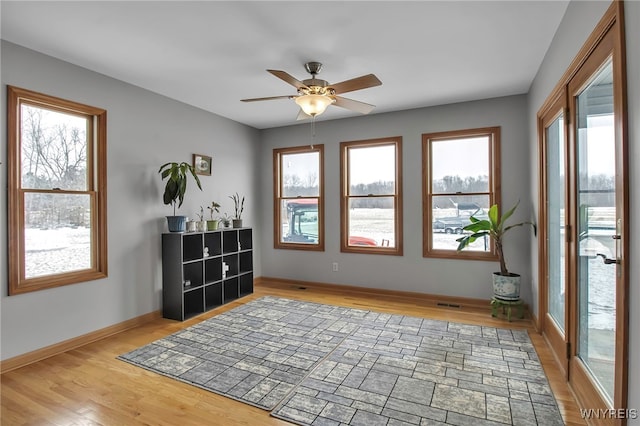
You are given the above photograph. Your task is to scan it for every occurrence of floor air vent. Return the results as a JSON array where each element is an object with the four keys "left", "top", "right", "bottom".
[{"left": 436, "top": 302, "right": 461, "bottom": 308}]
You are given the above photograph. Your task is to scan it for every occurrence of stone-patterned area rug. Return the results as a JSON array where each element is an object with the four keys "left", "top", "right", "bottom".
[{"left": 118, "top": 296, "right": 564, "bottom": 425}]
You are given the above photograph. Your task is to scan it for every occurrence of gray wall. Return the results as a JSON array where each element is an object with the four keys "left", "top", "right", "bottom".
[
  {"left": 259, "top": 95, "right": 533, "bottom": 302},
  {"left": 527, "top": 1, "right": 639, "bottom": 420},
  {"left": 0, "top": 41, "right": 261, "bottom": 360}
]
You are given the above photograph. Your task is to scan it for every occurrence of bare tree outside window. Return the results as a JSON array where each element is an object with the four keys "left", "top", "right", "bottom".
[{"left": 21, "top": 106, "right": 88, "bottom": 190}]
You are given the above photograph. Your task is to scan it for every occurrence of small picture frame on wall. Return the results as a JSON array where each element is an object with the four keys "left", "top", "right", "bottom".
[{"left": 193, "top": 154, "right": 212, "bottom": 176}]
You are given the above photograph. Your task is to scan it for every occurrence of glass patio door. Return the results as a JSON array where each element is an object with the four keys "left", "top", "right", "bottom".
[
  {"left": 566, "top": 20, "right": 627, "bottom": 409},
  {"left": 547, "top": 113, "right": 566, "bottom": 334},
  {"left": 573, "top": 58, "right": 617, "bottom": 403},
  {"left": 539, "top": 98, "right": 569, "bottom": 377},
  {"left": 538, "top": 2, "right": 627, "bottom": 415}
]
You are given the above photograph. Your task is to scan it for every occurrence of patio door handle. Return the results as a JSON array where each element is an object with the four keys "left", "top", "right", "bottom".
[{"left": 596, "top": 253, "right": 619, "bottom": 265}]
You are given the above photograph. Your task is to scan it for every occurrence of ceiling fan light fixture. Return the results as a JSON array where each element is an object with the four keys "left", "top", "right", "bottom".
[{"left": 295, "top": 94, "right": 334, "bottom": 117}]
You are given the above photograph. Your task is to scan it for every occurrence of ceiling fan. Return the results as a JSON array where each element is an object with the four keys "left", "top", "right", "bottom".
[{"left": 241, "top": 62, "right": 382, "bottom": 119}]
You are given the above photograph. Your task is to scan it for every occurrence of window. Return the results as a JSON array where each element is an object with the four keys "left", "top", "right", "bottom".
[
  {"left": 273, "top": 145, "right": 324, "bottom": 250},
  {"left": 340, "top": 137, "right": 403, "bottom": 255},
  {"left": 422, "top": 127, "right": 500, "bottom": 259},
  {"left": 8, "top": 86, "right": 108, "bottom": 295}
]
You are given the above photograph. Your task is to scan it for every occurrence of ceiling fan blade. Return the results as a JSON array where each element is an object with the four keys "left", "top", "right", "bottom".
[
  {"left": 267, "top": 69, "right": 307, "bottom": 89},
  {"left": 241, "top": 95, "right": 294, "bottom": 102},
  {"left": 333, "top": 96, "right": 376, "bottom": 114},
  {"left": 296, "top": 109, "right": 312, "bottom": 121},
  {"left": 329, "top": 74, "right": 382, "bottom": 95}
]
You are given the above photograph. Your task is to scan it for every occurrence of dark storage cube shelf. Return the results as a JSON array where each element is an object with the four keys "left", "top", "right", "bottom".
[
  {"left": 240, "top": 273, "right": 253, "bottom": 296},
  {"left": 183, "top": 262, "right": 204, "bottom": 288},
  {"left": 205, "top": 283, "right": 223, "bottom": 310},
  {"left": 224, "top": 277, "right": 240, "bottom": 303},
  {"left": 223, "top": 254, "right": 239, "bottom": 277},
  {"left": 205, "top": 257, "right": 223, "bottom": 284},
  {"left": 162, "top": 228, "right": 253, "bottom": 321},
  {"left": 184, "top": 288, "right": 204, "bottom": 319},
  {"left": 223, "top": 231, "right": 238, "bottom": 253},
  {"left": 239, "top": 229, "right": 252, "bottom": 251},
  {"left": 239, "top": 251, "right": 253, "bottom": 274},
  {"left": 204, "top": 232, "right": 222, "bottom": 257},
  {"left": 182, "top": 234, "right": 203, "bottom": 261}
]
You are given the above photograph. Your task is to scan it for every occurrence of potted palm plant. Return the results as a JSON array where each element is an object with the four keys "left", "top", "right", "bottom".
[
  {"left": 158, "top": 162, "right": 202, "bottom": 232},
  {"left": 456, "top": 201, "right": 536, "bottom": 301},
  {"left": 229, "top": 192, "right": 245, "bottom": 228}
]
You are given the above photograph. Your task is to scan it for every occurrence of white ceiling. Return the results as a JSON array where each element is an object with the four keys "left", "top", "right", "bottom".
[{"left": 1, "top": 1, "right": 570, "bottom": 129}]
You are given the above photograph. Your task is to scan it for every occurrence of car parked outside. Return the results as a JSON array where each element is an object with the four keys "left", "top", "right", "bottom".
[{"left": 432, "top": 202, "right": 488, "bottom": 234}]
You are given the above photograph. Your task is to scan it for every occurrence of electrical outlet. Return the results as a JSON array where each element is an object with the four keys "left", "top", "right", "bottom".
[{"left": 332, "top": 262, "right": 339, "bottom": 272}]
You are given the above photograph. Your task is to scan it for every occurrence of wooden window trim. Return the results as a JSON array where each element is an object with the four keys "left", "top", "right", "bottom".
[
  {"left": 7, "top": 86, "right": 108, "bottom": 295},
  {"left": 273, "top": 144, "right": 325, "bottom": 251},
  {"left": 422, "top": 127, "right": 501, "bottom": 260},
  {"left": 340, "top": 137, "right": 403, "bottom": 256}
]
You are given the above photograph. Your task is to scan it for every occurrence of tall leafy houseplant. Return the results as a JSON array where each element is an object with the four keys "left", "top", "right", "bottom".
[
  {"left": 456, "top": 202, "right": 536, "bottom": 300},
  {"left": 159, "top": 162, "right": 202, "bottom": 232}
]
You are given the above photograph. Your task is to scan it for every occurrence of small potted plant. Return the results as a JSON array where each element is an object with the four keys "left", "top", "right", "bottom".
[
  {"left": 207, "top": 201, "right": 221, "bottom": 231},
  {"left": 219, "top": 213, "right": 232, "bottom": 228},
  {"left": 229, "top": 192, "right": 244, "bottom": 228},
  {"left": 229, "top": 192, "right": 245, "bottom": 228},
  {"left": 158, "top": 161, "right": 202, "bottom": 232},
  {"left": 456, "top": 201, "right": 536, "bottom": 301},
  {"left": 195, "top": 206, "right": 207, "bottom": 232}
]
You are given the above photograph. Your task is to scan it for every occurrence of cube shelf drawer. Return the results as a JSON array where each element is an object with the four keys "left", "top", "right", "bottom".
[{"left": 162, "top": 228, "right": 253, "bottom": 321}]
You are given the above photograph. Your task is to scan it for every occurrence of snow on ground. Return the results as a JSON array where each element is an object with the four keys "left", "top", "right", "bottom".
[
  {"left": 24, "top": 227, "right": 91, "bottom": 278},
  {"left": 22, "top": 209, "right": 615, "bottom": 331}
]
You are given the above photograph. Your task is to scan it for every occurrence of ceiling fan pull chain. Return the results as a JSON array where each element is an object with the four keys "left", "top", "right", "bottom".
[{"left": 310, "top": 116, "right": 316, "bottom": 149}]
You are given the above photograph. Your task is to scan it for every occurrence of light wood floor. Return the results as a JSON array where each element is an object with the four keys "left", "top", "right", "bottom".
[{"left": 1, "top": 280, "right": 586, "bottom": 425}]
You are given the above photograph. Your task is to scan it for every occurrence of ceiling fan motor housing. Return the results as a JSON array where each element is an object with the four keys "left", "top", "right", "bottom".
[
  {"left": 301, "top": 62, "right": 332, "bottom": 94},
  {"left": 304, "top": 61, "right": 323, "bottom": 75},
  {"left": 300, "top": 80, "right": 333, "bottom": 96}
]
